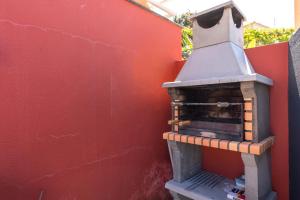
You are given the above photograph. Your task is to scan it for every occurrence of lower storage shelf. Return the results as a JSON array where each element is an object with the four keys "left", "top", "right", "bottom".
[{"left": 165, "top": 170, "right": 234, "bottom": 200}]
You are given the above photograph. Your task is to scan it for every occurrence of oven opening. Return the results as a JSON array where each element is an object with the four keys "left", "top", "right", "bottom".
[{"left": 172, "top": 83, "right": 244, "bottom": 141}]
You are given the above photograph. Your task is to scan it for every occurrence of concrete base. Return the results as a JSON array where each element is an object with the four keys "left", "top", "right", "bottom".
[
  {"left": 166, "top": 144, "right": 276, "bottom": 200},
  {"left": 166, "top": 130, "right": 275, "bottom": 200},
  {"left": 167, "top": 141, "right": 202, "bottom": 182},
  {"left": 266, "top": 191, "right": 277, "bottom": 200},
  {"left": 242, "top": 150, "right": 275, "bottom": 200},
  {"left": 170, "top": 191, "right": 192, "bottom": 200}
]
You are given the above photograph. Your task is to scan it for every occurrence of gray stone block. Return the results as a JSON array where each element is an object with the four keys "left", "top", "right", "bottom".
[
  {"left": 241, "top": 81, "right": 270, "bottom": 142},
  {"left": 169, "top": 191, "right": 193, "bottom": 200},
  {"left": 167, "top": 141, "right": 202, "bottom": 182},
  {"left": 242, "top": 150, "right": 275, "bottom": 200},
  {"left": 266, "top": 191, "right": 277, "bottom": 200}
]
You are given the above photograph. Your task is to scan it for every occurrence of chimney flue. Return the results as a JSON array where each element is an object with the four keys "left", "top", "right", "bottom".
[
  {"left": 191, "top": 1, "right": 245, "bottom": 49},
  {"left": 162, "top": 1, "right": 273, "bottom": 88}
]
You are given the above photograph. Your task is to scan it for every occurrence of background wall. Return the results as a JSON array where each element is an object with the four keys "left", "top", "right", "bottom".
[{"left": 0, "top": 0, "right": 181, "bottom": 199}]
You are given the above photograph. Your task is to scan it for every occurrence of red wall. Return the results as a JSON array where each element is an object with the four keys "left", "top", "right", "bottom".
[
  {"left": 246, "top": 43, "right": 289, "bottom": 200},
  {"left": 174, "top": 42, "right": 289, "bottom": 200},
  {"left": 0, "top": 0, "right": 181, "bottom": 199}
]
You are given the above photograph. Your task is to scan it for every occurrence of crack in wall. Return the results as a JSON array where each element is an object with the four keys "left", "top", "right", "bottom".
[
  {"left": 49, "top": 133, "right": 80, "bottom": 139},
  {"left": 0, "top": 18, "right": 136, "bottom": 53},
  {"left": 26, "top": 146, "right": 150, "bottom": 185}
]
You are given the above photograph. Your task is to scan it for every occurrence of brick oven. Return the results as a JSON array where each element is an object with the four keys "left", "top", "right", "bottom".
[{"left": 162, "top": 1, "right": 277, "bottom": 200}]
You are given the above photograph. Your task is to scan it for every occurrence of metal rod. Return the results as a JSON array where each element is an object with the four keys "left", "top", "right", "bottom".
[{"left": 171, "top": 102, "right": 243, "bottom": 107}]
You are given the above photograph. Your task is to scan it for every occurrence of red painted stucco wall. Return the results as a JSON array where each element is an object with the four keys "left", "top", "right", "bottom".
[
  {"left": 0, "top": 0, "right": 289, "bottom": 199},
  {"left": 0, "top": 0, "right": 181, "bottom": 199},
  {"left": 174, "top": 42, "right": 289, "bottom": 200},
  {"left": 246, "top": 43, "right": 289, "bottom": 200}
]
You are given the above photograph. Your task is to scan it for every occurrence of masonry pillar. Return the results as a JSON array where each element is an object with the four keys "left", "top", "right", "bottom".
[
  {"left": 167, "top": 141, "right": 202, "bottom": 183},
  {"left": 242, "top": 150, "right": 276, "bottom": 200}
]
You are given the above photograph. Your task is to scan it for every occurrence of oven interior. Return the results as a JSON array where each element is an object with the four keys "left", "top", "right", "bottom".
[{"left": 171, "top": 83, "right": 244, "bottom": 141}]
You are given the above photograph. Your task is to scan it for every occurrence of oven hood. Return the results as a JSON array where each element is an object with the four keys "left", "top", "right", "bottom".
[
  {"left": 163, "top": 42, "right": 273, "bottom": 88},
  {"left": 162, "top": 1, "right": 273, "bottom": 88}
]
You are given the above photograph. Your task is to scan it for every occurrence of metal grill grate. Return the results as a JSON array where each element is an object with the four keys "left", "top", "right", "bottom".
[{"left": 185, "top": 171, "right": 225, "bottom": 191}]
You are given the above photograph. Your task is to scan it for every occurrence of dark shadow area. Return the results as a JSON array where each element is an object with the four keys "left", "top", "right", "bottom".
[
  {"left": 288, "top": 28, "right": 300, "bottom": 200},
  {"left": 231, "top": 7, "right": 242, "bottom": 28},
  {"left": 196, "top": 8, "right": 224, "bottom": 29}
]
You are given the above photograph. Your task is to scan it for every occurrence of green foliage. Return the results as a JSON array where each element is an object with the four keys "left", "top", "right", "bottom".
[
  {"left": 181, "top": 27, "right": 294, "bottom": 58},
  {"left": 182, "top": 28, "right": 193, "bottom": 59},
  {"left": 173, "top": 12, "right": 193, "bottom": 58},
  {"left": 173, "top": 12, "right": 193, "bottom": 28},
  {"left": 244, "top": 28, "right": 294, "bottom": 48}
]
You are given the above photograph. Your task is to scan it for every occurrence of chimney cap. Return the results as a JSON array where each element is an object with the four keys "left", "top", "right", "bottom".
[{"left": 190, "top": 1, "right": 246, "bottom": 21}]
